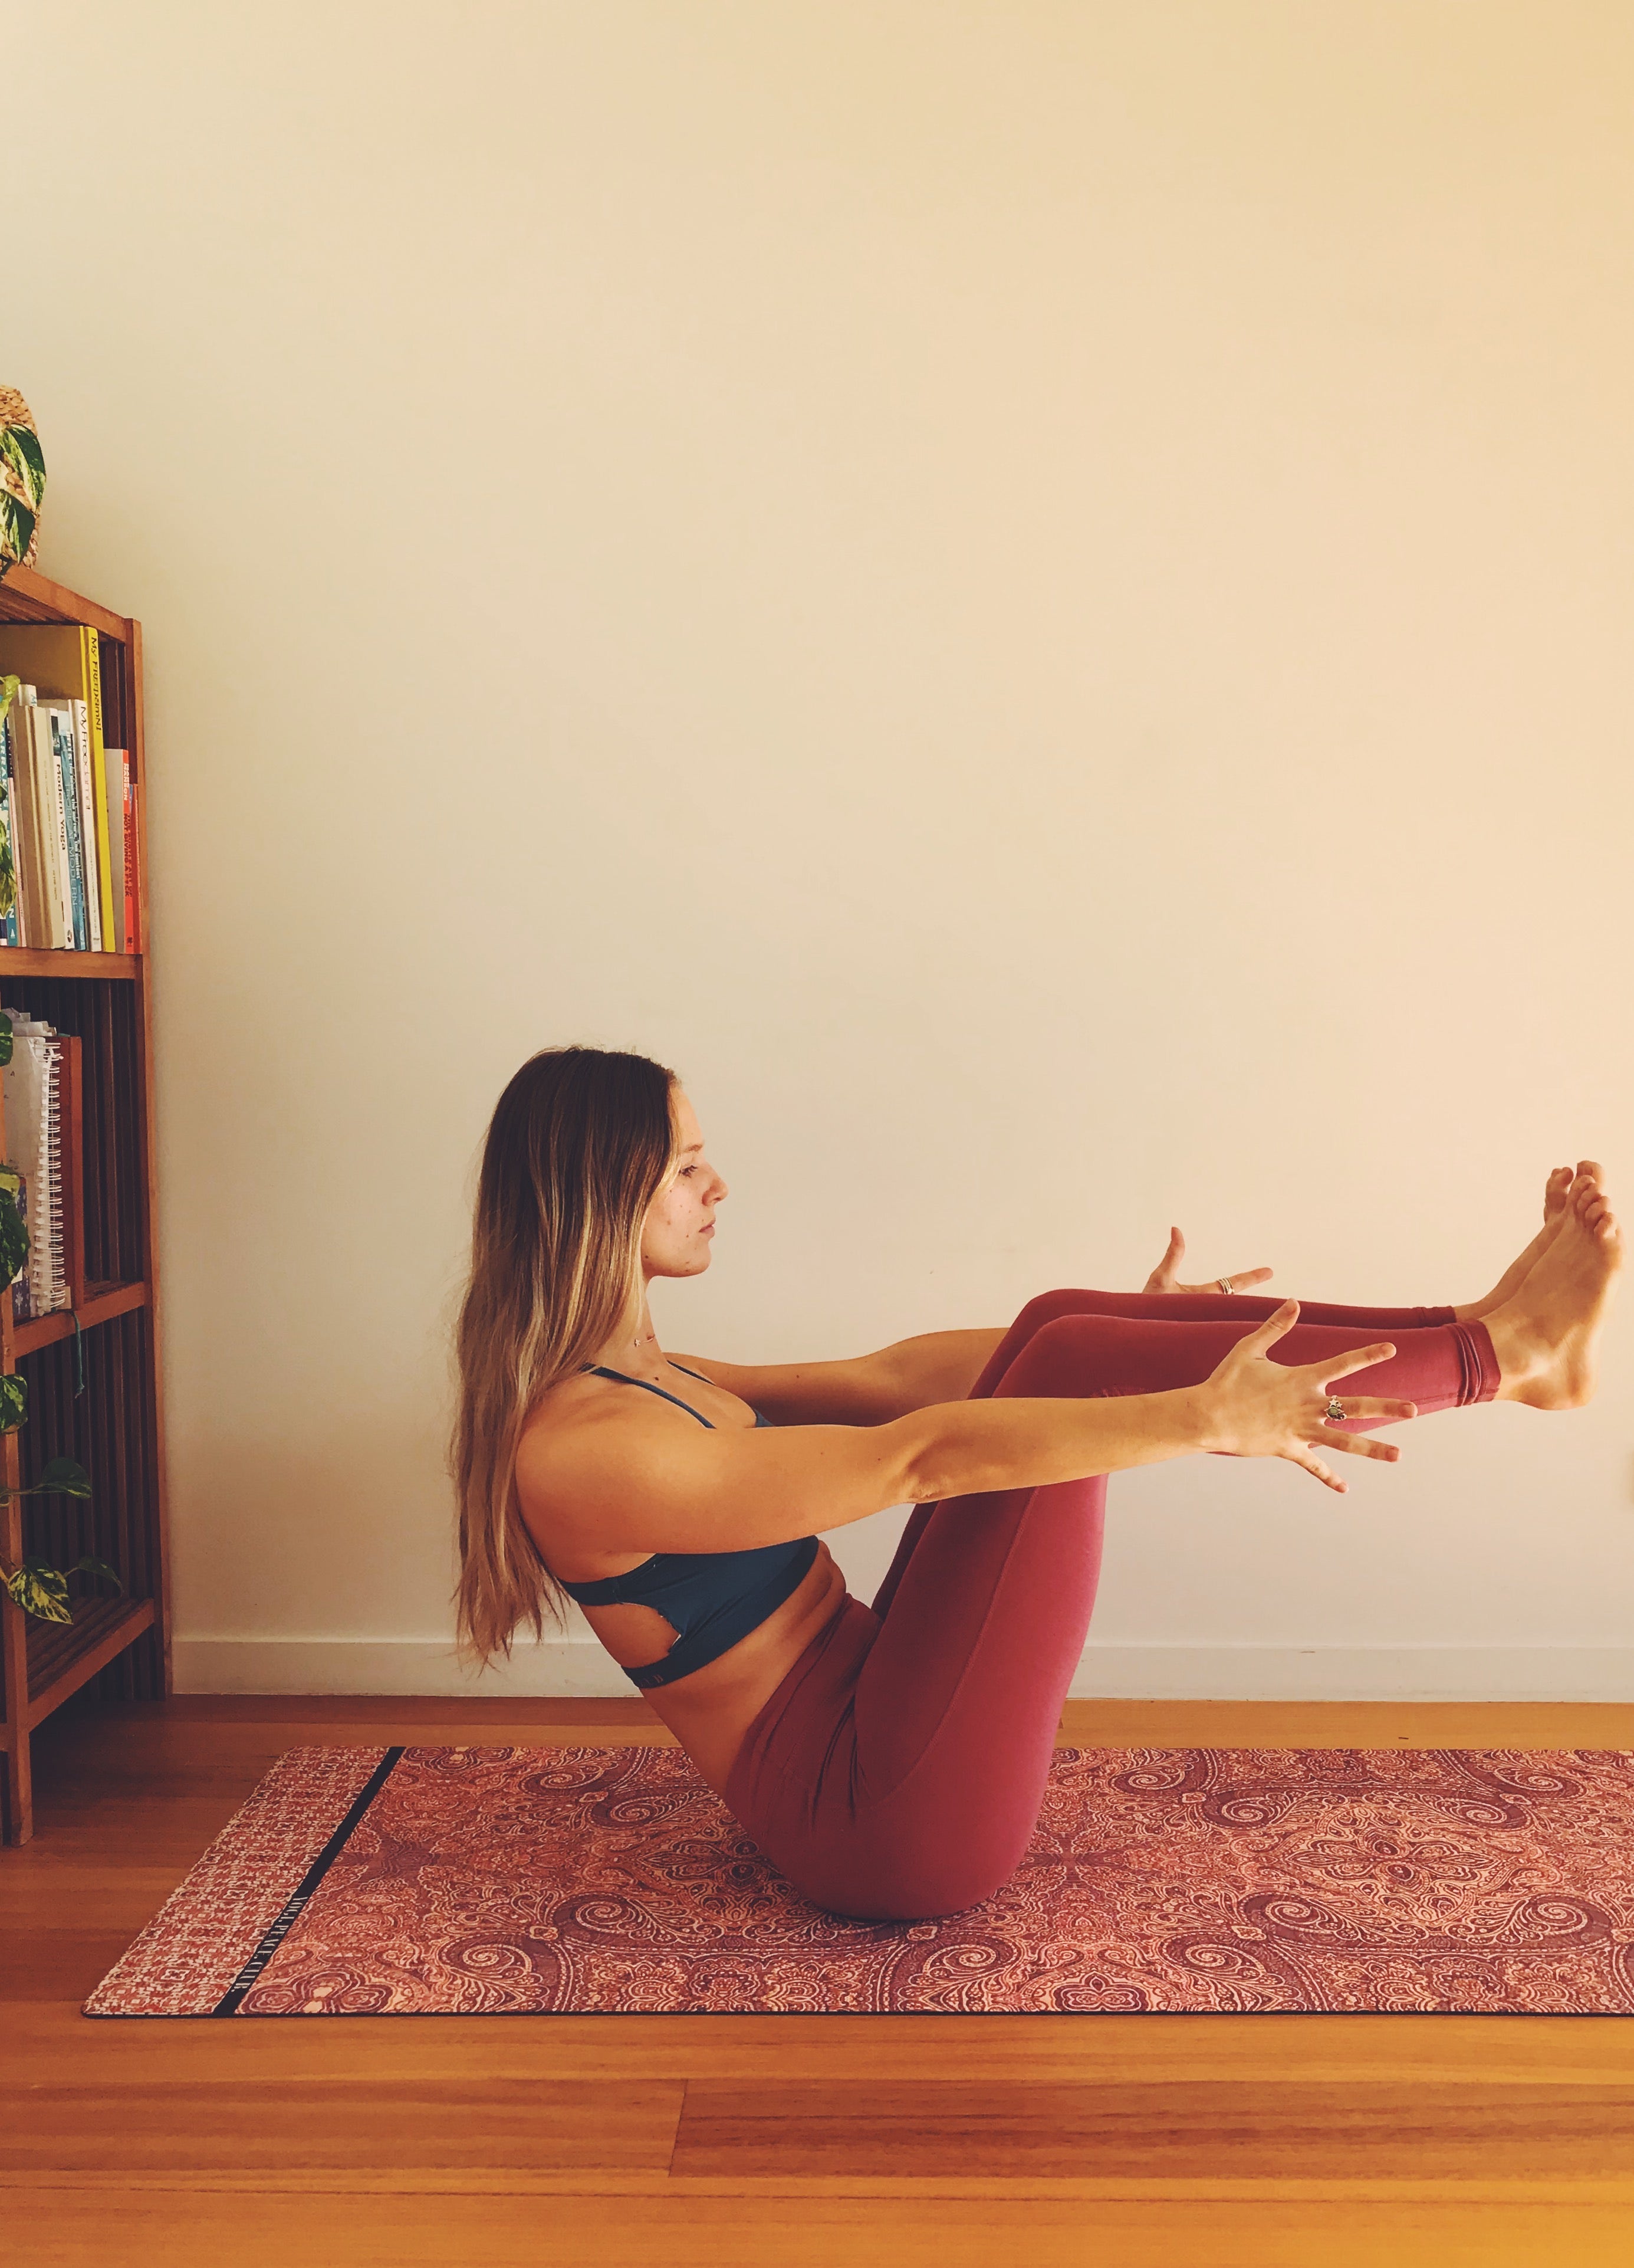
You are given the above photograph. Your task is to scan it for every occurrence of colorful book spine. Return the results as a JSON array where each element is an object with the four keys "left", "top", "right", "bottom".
[
  {"left": 27, "top": 700, "right": 68, "bottom": 948},
  {"left": 68, "top": 694, "right": 101, "bottom": 951},
  {"left": 121, "top": 754, "right": 138, "bottom": 953},
  {"left": 103, "top": 747, "right": 126, "bottom": 958},
  {"left": 0, "top": 713, "right": 18, "bottom": 947},
  {"left": 8, "top": 685, "right": 40, "bottom": 947},
  {"left": 51, "top": 707, "right": 88, "bottom": 951}
]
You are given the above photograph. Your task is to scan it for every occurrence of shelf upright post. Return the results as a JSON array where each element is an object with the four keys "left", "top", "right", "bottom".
[{"left": 126, "top": 618, "right": 171, "bottom": 1696}]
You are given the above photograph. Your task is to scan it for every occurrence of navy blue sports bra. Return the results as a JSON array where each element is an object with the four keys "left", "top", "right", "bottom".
[{"left": 554, "top": 1363, "right": 819, "bottom": 1691}]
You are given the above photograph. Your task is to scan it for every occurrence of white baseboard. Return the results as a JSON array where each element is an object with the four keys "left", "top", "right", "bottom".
[
  {"left": 1072, "top": 1646, "right": 1634, "bottom": 1702},
  {"left": 172, "top": 1635, "right": 1634, "bottom": 1704},
  {"left": 172, "top": 1637, "right": 636, "bottom": 1698}
]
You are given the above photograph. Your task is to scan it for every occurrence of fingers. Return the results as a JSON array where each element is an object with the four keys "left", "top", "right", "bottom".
[
  {"left": 1242, "top": 1298, "right": 1300, "bottom": 1350},
  {"left": 1326, "top": 1396, "right": 1419, "bottom": 1426},
  {"left": 1306, "top": 1340, "right": 1396, "bottom": 1383},
  {"left": 1142, "top": 1226, "right": 1185, "bottom": 1294},
  {"left": 1229, "top": 1266, "right": 1275, "bottom": 1291},
  {"left": 1288, "top": 1446, "right": 1346, "bottom": 1494},
  {"left": 1318, "top": 1428, "right": 1402, "bottom": 1462}
]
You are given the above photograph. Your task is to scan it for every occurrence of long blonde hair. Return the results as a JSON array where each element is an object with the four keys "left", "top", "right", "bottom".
[{"left": 453, "top": 1044, "right": 677, "bottom": 1665}]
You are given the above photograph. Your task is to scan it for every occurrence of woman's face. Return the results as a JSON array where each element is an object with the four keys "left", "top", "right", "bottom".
[{"left": 640, "top": 1088, "right": 728, "bottom": 1280}]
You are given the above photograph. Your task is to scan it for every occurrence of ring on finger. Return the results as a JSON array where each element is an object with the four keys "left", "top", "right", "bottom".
[
  {"left": 1218, "top": 1278, "right": 1234, "bottom": 1295},
  {"left": 1324, "top": 1396, "right": 1346, "bottom": 1425}
]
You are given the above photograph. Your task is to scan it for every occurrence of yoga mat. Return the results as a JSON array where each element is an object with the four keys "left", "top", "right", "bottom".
[{"left": 85, "top": 1742, "right": 1634, "bottom": 2017}]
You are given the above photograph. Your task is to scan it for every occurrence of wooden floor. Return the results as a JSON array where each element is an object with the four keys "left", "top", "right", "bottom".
[{"left": 6, "top": 1693, "right": 1634, "bottom": 2266}]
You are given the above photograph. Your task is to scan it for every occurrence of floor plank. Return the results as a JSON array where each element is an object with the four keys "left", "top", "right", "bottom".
[
  {"left": 13, "top": 2004, "right": 1634, "bottom": 2087},
  {"left": 10, "top": 2191, "right": 1634, "bottom": 2267},
  {"left": 4, "top": 2079, "right": 685, "bottom": 2180},
  {"left": 672, "top": 2076, "right": 1634, "bottom": 2187}
]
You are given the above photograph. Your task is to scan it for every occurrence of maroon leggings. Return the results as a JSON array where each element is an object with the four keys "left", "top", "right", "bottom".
[{"left": 722, "top": 1288, "right": 1500, "bottom": 1921}]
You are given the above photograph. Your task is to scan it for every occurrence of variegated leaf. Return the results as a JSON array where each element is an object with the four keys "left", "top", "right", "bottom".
[{"left": 0, "top": 424, "right": 45, "bottom": 509}]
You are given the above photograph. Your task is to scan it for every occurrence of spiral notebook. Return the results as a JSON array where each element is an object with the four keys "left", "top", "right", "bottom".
[{"left": 1, "top": 1006, "right": 79, "bottom": 1320}]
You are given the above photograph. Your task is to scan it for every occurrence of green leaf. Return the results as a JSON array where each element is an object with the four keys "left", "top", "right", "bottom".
[
  {"left": 0, "top": 493, "right": 35, "bottom": 566},
  {"left": 70, "top": 1555, "right": 121, "bottom": 1591},
  {"left": 0, "top": 424, "right": 46, "bottom": 510},
  {"left": 0, "top": 1374, "right": 28, "bottom": 1433},
  {"left": 0, "top": 1009, "right": 10, "bottom": 1063},
  {"left": 33, "top": 1456, "right": 92, "bottom": 1498},
  {"left": 0, "top": 1181, "right": 24, "bottom": 1289},
  {"left": 6, "top": 1563, "right": 70, "bottom": 1623}
]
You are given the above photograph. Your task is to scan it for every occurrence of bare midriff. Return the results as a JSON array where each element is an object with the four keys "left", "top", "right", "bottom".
[{"left": 575, "top": 1544, "right": 850, "bottom": 1797}]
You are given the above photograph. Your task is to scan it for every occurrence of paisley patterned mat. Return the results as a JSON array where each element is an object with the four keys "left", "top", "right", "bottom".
[{"left": 84, "top": 1742, "right": 1634, "bottom": 2016}]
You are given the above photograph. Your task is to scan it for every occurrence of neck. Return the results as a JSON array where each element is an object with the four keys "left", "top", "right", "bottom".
[{"left": 593, "top": 1291, "right": 662, "bottom": 1375}]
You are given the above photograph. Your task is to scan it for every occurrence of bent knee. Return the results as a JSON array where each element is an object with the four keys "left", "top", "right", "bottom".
[
  {"left": 1007, "top": 1289, "right": 1098, "bottom": 1341},
  {"left": 994, "top": 1309, "right": 1123, "bottom": 1399}
]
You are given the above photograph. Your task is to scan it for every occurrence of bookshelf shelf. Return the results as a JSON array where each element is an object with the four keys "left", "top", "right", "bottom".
[
  {"left": 0, "top": 947, "right": 138, "bottom": 981},
  {"left": 12, "top": 1279, "right": 149, "bottom": 1357},
  {"left": 0, "top": 564, "right": 165, "bottom": 1844},
  {"left": 25, "top": 1593, "right": 156, "bottom": 1726}
]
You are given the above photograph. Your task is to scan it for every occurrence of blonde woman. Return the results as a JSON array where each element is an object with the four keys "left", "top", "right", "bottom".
[{"left": 454, "top": 1046, "right": 1620, "bottom": 1922}]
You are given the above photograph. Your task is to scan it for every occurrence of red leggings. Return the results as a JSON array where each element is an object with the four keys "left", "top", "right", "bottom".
[{"left": 722, "top": 1288, "right": 1500, "bottom": 1921}]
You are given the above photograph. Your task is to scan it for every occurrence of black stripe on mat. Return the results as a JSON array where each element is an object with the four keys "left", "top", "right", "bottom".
[{"left": 211, "top": 1745, "right": 406, "bottom": 2016}]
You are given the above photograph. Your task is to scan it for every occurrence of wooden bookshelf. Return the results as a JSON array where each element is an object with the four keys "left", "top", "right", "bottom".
[{"left": 0, "top": 561, "right": 166, "bottom": 1844}]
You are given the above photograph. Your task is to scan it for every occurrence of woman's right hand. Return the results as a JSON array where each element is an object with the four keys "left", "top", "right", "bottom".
[{"left": 1199, "top": 1299, "right": 1419, "bottom": 1492}]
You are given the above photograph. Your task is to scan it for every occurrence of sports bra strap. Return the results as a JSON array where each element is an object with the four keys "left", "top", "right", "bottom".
[{"left": 581, "top": 1364, "right": 714, "bottom": 1427}]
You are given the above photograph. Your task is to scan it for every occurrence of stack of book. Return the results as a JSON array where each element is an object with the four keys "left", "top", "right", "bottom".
[
  {"left": 1, "top": 1004, "right": 76, "bottom": 1321},
  {"left": 0, "top": 623, "right": 138, "bottom": 953}
]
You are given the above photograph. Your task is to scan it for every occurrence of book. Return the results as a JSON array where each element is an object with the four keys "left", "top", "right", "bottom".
[
  {"left": 68, "top": 694, "right": 102, "bottom": 951},
  {"left": 104, "top": 747, "right": 127, "bottom": 957},
  {"left": 0, "top": 708, "right": 19, "bottom": 947},
  {"left": 50, "top": 705, "right": 89, "bottom": 950},
  {"left": 5, "top": 682, "right": 42, "bottom": 946},
  {"left": 21, "top": 693, "right": 65, "bottom": 948},
  {"left": 120, "top": 753, "right": 138, "bottom": 953},
  {"left": 1, "top": 1007, "right": 71, "bottom": 1318},
  {"left": 34, "top": 701, "right": 73, "bottom": 948}
]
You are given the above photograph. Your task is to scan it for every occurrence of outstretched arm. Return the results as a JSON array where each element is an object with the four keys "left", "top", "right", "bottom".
[
  {"left": 524, "top": 1306, "right": 1416, "bottom": 1563},
  {"left": 674, "top": 1331, "right": 1007, "bottom": 1426}
]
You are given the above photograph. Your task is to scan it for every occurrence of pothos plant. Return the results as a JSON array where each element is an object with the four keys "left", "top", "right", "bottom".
[
  {"left": 0, "top": 1005, "right": 118, "bottom": 1624},
  {"left": 0, "top": 391, "right": 46, "bottom": 575}
]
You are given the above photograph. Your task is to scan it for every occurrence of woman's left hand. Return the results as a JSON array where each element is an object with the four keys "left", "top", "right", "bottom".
[{"left": 1144, "top": 1226, "right": 1273, "bottom": 1297}]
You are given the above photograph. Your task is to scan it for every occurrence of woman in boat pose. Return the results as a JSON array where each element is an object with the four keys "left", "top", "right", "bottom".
[{"left": 453, "top": 1046, "right": 1621, "bottom": 1922}]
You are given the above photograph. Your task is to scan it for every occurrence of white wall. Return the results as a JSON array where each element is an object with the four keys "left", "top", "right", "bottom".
[{"left": 15, "top": 2, "right": 1634, "bottom": 1699}]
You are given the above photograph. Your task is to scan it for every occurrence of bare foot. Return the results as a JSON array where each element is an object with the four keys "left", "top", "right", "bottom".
[
  {"left": 1483, "top": 1173, "right": 1623, "bottom": 1408},
  {"left": 1455, "top": 1161, "right": 1601, "bottom": 1321}
]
